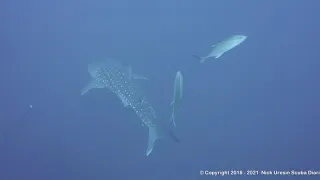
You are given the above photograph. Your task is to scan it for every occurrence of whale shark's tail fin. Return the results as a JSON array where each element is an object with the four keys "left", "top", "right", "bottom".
[
  {"left": 146, "top": 126, "right": 161, "bottom": 156},
  {"left": 146, "top": 124, "right": 180, "bottom": 156}
]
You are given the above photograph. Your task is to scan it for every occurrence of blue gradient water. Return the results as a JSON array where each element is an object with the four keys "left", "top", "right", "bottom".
[{"left": 1, "top": 0, "right": 319, "bottom": 179}]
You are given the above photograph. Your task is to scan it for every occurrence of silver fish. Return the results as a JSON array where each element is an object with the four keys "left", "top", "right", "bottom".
[
  {"left": 193, "top": 35, "right": 247, "bottom": 63},
  {"left": 170, "top": 71, "right": 183, "bottom": 127}
]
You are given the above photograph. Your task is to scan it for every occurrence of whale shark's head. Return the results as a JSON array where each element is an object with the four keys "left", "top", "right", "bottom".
[{"left": 88, "top": 61, "right": 113, "bottom": 78}]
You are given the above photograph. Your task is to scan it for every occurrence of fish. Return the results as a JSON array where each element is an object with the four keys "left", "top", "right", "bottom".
[
  {"left": 170, "top": 71, "right": 183, "bottom": 127},
  {"left": 81, "top": 58, "right": 178, "bottom": 156},
  {"left": 193, "top": 35, "right": 247, "bottom": 63}
]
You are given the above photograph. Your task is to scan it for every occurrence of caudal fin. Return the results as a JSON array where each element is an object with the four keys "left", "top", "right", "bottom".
[
  {"left": 145, "top": 124, "right": 180, "bottom": 156},
  {"left": 146, "top": 126, "right": 161, "bottom": 156},
  {"left": 170, "top": 102, "right": 177, "bottom": 127},
  {"left": 192, "top": 54, "right": 207, "bottom": 63}
]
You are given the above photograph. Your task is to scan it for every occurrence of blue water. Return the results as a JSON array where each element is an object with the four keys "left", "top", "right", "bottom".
[{"left": 1, "top": 0, "right": 320, "bottom": 179}]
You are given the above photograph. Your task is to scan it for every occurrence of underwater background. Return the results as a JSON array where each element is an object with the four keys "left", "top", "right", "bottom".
[{"left": 1, "top": 0, "right": 320, "bottom": 179}]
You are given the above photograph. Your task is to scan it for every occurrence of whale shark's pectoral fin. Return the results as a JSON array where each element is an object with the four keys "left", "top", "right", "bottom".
[
  {"left": 123, "top": 65, "right": 134, "bottom": 80},
  {"left": 121, "top": 98, "right": 129, "bottom": 107},
  {"left": 146, "top": 126, "right": 161, "bottom": 156},
  {"left": 81, "top": 79, "right": 105, "bottom": 95},
  {"left": 117, "top": 94, "right": 129, "bottom": 107}
]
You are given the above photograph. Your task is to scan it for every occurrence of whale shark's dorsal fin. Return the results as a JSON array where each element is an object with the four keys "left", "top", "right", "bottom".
[{"left": 123, "top": 65, "right": 149, "bottom": 81}]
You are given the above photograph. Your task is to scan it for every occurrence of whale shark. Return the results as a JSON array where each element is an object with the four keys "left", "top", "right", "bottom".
[
  {"left": 193, "top": 35, "right": 247, "bottom": 63},
  {"left": 81, "top": 58, "right": 178, "bottom": 156},
  {"left": 81, "top": 62, "right": 147, "bottom": 108}
]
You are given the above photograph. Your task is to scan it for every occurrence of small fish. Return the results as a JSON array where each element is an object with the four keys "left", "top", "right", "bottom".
[
  {"left": 193, "top": 35, "right": 247, "bottom": 63},
  {"left": 170, "top": 71, "right": 183, "bottom": 127}
]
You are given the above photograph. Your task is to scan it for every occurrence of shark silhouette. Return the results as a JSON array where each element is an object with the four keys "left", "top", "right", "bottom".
[{"left": 81, "top": 58, "right": 178, "bottom": 156}]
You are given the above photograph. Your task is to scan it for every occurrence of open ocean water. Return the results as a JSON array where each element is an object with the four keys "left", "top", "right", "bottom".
[{"left": 1, "top": 0, "right": 320, "bottom": 179}]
